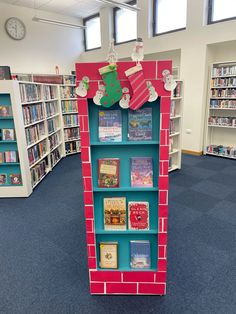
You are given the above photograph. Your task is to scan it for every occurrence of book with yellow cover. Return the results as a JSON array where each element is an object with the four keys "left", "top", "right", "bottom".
[{"left": 104, "top": 197, "right": 126, "bottom": 230}]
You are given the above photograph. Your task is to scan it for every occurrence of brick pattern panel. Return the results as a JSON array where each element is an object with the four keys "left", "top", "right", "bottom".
[{"left": 76, "top": 61, "right": 170, "bottom": 295}]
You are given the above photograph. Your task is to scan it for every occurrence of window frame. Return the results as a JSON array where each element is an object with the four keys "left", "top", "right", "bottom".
[
  {"left": 208, "top": 0, "right": 236, "bottom": 24},
  {"left": 152, "top": 0, "right": 186, "bottom": 37},
  {"left": 83, "top": 13, "right": 101, "bottom": 52},
  {"left": 113, "top": 0, "right": 137, "bottom": 45}
]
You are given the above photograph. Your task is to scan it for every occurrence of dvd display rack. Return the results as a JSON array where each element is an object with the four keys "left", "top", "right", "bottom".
[
  {"left": 76, "top": 61, "right": 171, "bottom": 295},
  {"left": 169, "top": 80, "right": 183, "bottom": 171},
  {"left": 204, "top": 61, "right": 236, "bottom": 159},
  {"left": 59, "top": 75, "right": 81, "bottom": 155}
]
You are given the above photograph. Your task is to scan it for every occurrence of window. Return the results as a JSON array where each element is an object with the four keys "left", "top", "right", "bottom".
[
  {"left": 114, "top": 1, "right": 137, "bottom": 44},
  {"left": 208, "top": 0, "right": 236, "bottom": 23},
  {"left": 83, "top": 14, "right": 101, "bottom": 51},
  {"left": 153, "top": 0, "right": 187, "bottom": 35}
]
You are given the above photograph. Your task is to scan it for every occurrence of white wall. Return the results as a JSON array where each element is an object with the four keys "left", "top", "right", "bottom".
[
  {"left": 79, "top": 0, "right": 236, "bottom": 153},
  {"left": 0, "top": 2, "right": 83, "bottom": 74}
]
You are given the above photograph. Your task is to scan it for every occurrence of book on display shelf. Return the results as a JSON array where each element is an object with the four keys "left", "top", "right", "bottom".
[
  {"left": 10, "top": 173, "right": 22, "bottom": 185},
  {"left": 130, "top": 157, "right": 153, "bottom": 188},
  {"left": 0, "top": 174, "right": 7, "bottom": 185},
  {"left": 99, "top": 242, "right": 118, "bottom": 269},
  {"left": 98, "top": 110, "right": 122, "bottom": 142},
  {"left": 0, "top": 105, "right": 12, "bottom": 117},
  {"left": 128, "top": 201, "right": 149, "bottom": 230},
  {"left": 130, "top": 240, "right": 151, "bottom": 269},
  {"left": 98, "top": 158, "right": 120, "bottom": 188},
  {"left": 104, "top": 197, "right": 126, "bottom": 230},
  {"left": 128, "top": 108, "right": 152, "bottom": 141},
  {"left": 1, "top": 128, "right": 15, "bottom": 141}
]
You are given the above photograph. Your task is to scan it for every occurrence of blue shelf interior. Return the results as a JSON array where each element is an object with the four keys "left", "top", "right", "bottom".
[
  {"left": 0, "top": 94, "right": 21, "bottom": 186},
  {"left": 88, "top": 99, "right": 160, "bottom": 271}
]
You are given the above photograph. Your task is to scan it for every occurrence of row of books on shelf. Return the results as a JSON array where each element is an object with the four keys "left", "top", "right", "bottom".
[
  {"left": 99, "top": 240, "right": 151, "bottom": 269},
  {"left": 63, "top": 75, "right": 76, "bottom": 85},
  {"left": 103, "top": 198, "right": 149, "bottom": 231},
  {"left": 65, "top": 140, "right": 80, "bottom": 154},
  {"left": 64, "top": 128, "right": 80, "bottom": 141},
  {"left": 211, "top": 77, "right": 236, "bottom": 87},
  {"left": 31, "top": 159, "right": 47, "bottom": 186},
  {"left": 98, "top": 157, "right": 153, "bottom": 188},
  {"left": 99, "top": 108, "right": 152, "bottom": 142},
  {"left": 0, "top": 151, "right": 18, "bottom": 163},
  {"left": 45, "top": 101, "right": 58, "bottom": 118},
  {"left": 50, "top": 148, "right": 61, "bottom": 167},
  {"left": 211, "top": 88, "right": 236, "bottom": 98},
  {"left": 169, "top": 120, "right": 176, "bottom": 135},
  {"left": 48, "top": 118, "right": 58, "bottom": 134},
  {"left": 207, "top": 145, "right": 236, "bottom": 157},
  {"left": 20, "top": 84, "right": 41, "bottom": 103},
  {"left": 0, "top": 173, "right": 22, "bottom": 185},
  {"left": 212, "top": 66, "right": 236, "bottom": 77},
  {"left": 170, "top": 100, "right": 179, "bottom": 118},
  {"left": 28, "top": 140, "right": 47, "bottom": 166},
  {"left": 208, "top": 116, "right": 236, "bottom": 127},
  {"left": 23, "top": 103, "right": 44, "bottom": 125},
  {"left": 25, "top": 123, "right": 45, "bottom": 146},
  {"left": 60, "top": 86, "right": 76, "bottom": 99},
  {"left": 0, "top": 105, "right": 12, "bottom": 117},
  {"left": 63, "top": 115, "right": 79, "bottom": 127},
  {"left": 49, "top": 133, "right": 60, "bottom": 151},
  {"left": 42, "top": 85, "right": 57, "bottom": 100},
  {"left": 210, "top": 99, "right": 236, "bottom": 109},
  {"left": 61, "top": 100, "right": 77, "bottom": 113},
  {"left": 0, "top": 128, "right": 15, "bottom": 141}
]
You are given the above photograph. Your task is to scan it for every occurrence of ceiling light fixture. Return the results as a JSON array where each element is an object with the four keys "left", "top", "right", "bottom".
[
  {"left": 32, "top": 16, "right": 86, "bottom": 29},
  {"left": 95, "top": 0, "right": 140, "bottom": 12}
]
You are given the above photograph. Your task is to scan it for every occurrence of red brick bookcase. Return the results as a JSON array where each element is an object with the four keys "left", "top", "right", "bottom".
[{"left": 76, "top": 61, "right": 170, "bottom": 295}]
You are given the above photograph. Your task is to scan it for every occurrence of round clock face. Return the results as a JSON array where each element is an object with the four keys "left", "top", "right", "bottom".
[{"left": 5, "top": 17, "right": 26, "bottom": 40}]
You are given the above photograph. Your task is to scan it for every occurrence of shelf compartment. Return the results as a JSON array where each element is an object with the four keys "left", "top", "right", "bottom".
[{"left": 96, "top": 233, "right": 158, "bottom": 271}]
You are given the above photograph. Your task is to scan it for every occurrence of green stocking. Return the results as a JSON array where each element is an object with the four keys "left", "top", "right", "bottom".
[{"left": 99, "top": 65, "right": 122, "bottom": 108}]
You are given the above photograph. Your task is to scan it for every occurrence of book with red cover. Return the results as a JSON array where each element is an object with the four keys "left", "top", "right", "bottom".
[
  {"left": 98, "top": 158, "right": 120, "bottom": 188},
  {"left": 128, "top": 202, "right": 149, "bottom": 230}
]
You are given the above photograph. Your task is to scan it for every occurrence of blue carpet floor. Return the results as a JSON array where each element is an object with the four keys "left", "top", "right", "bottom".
[{"left": 0, "top": 154, "right": 235, "bottom": 314}]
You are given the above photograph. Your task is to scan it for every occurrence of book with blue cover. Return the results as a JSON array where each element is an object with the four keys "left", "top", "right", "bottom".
[
  {"left": 99, "top": 110, "right": 122, "bottom": 142},
  {"left": 130, "top": 240, "right": 151, "bottom": 269},
  {"left": 128, "top": 108, "right": 152, "bottom": 141}
]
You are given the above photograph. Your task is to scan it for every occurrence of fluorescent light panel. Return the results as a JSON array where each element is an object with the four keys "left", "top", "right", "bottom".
[
  {"left": 95, "top": 0, "right": 140, "bottom": 12},
  {"left": 32, "top": 16, "right": 86, "bottom": 29}
]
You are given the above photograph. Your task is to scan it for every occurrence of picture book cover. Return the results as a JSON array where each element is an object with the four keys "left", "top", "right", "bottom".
[
  {"left": 2, "top": 129, "right": 15, "bottom": 141},
  {"left": 10, "top": 173, "right": 22, "bottom": 185},
  {"left": 99, "top": 110, "right": 122, "bottom": 142},
  {"left": 130, "top": 157, "right": 153, "bottom": 187},
  {"left": 128, "top": 108, "right": 152, "bottom": 141},
  {"left": 0, "top": 174, "right": 6, "bottom": 185},
  {"left": 0, "top": 105, "right": 12, "bottom": 117},
  {"left": 130, "top": 240, "right": 151, "bottom": 269},
  {"left": 4, "top": 151, "right": 17, "bottom": 163},
  {"left": 99, "top": 242, "right": 118, "bottom": 269},
  {"left": 98, "top": 158, "right": 120, "bottom": 188},
  {"left": 128, "top": 201, "right": 149, "bottom": 230},
  {"left": 104, "top": 197, "right": 126, "bottom": 230},
  {"left": 0, "top": 152, "right": 4, "bottom": 163}
]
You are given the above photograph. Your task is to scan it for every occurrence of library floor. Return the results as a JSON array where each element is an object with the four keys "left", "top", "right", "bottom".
[{"left": 0, "top": 154, "right": 236, "bottom": 314}]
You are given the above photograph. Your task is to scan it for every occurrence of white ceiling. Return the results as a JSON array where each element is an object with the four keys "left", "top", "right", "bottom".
[{"left": 0, "top": 0, "right": 126, "bottom": 18}]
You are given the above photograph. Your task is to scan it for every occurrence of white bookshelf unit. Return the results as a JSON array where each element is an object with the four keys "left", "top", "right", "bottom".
[
  {"left": 59, "top": 75, "right": 81, "bottom": 155},
  {"left": 204, "top": 62, "right": 236, "bottom": 159},
  {"left": 169, "top": 80, "right": 183, "bottom": 172},
  {"left": 0, "top": 80, "right": 65, "bottom": 197}
]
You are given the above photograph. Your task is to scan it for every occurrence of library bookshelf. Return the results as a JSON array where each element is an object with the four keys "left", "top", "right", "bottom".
[
  {"left": 204, "top": 61, "right": 236, "bottom": 159},
  {"left": 169, "top": 80, "right": 183, "bottom": 172},
  {"left": 0, "top": 80, "right": 65, "bottom": 197},
  {"left": 76, "top": 61, "right": 171, "bottom": 295},
  {"left": 59, "top": 75, "right": 81, "bottom": 155}
]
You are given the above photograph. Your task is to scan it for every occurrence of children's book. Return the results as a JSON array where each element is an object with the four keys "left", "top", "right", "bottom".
[
  {"left": 0, "top": 152, "right": 4, "bottom": 163},
  {"left": 0, "top": 174, "right": 6, "bottom": 185},
  {"left": 99, "top": 242, "right": 118, "bottom": 269},
  {"left": 130, "top": 240, "right": 151, "bottom": 269},
  {"left": 128, "top": 201, "right": 149, "bottom": 230},
  {"left": 99, "top": 110, "right": 122, "bottom": 142},
  {"left": 130, "top": 157, "right": 153, "bottom": 187},
  {"left": 10, "top": 173, "right": 22, "bottom": 185},
  {"left": 4, "top": 151, "right": 17, "bottom": 163},
  {"left": 98, "top": 158, "right": 120, "bottom": 188},
  {"left": 104, "top": 197, "right": 126, "bottom": 230},
  {"left": 0, "top": 105, "right": 12, "bottom": 117},
  {"left": 2, "top": 129, "right": 15, "bottom": 141},
  {"left": 128, "top": 108, "right": 152, "bottom": 141}
]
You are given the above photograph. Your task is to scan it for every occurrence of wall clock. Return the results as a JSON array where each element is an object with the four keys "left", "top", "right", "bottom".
[{"left": 5, "top": 17, "right": 26, "bottom": 40}]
